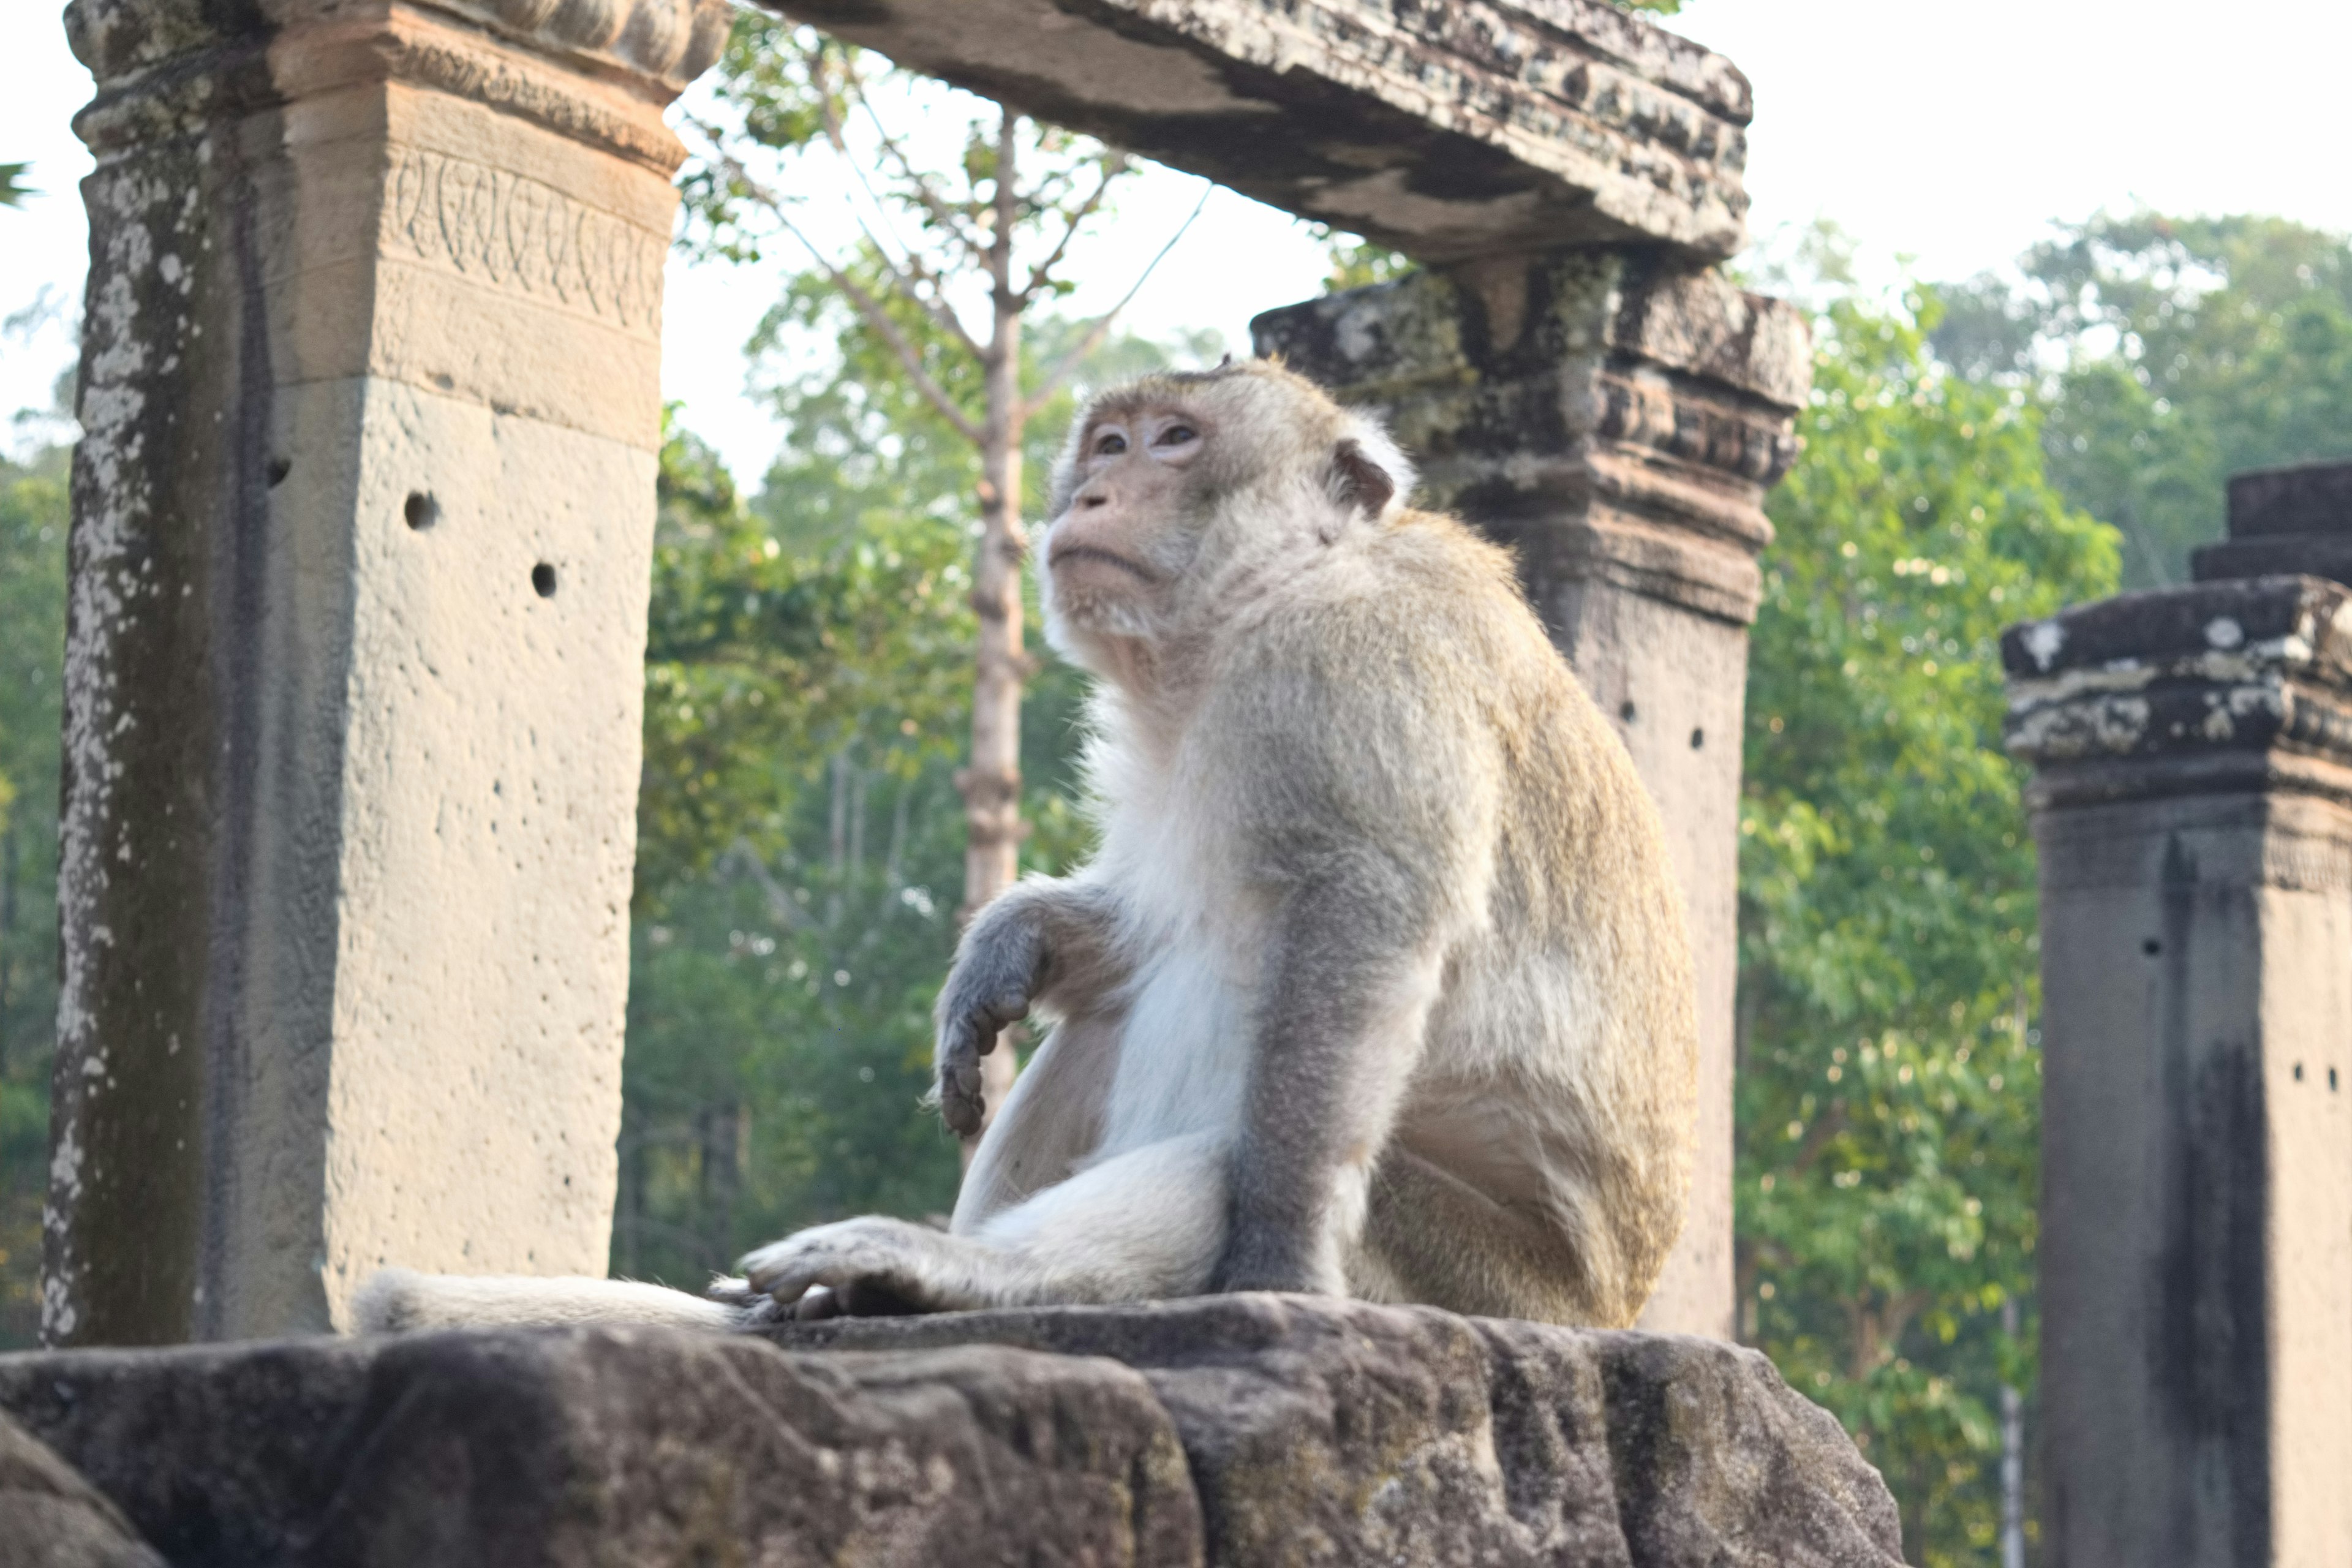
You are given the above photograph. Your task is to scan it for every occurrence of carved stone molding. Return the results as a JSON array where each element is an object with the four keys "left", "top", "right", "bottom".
[
  {"left": 1253, "top": 250, "right": 1807, "bottom": 625},
  {"left": 67, "top": 0, "right": 728, "bottom": 170},
  {"left": 385, "top": 146, "right": 666, "bottom": 331},
  {"left": 2003, "top": 575, "right": 2352, "bottom": 809}
]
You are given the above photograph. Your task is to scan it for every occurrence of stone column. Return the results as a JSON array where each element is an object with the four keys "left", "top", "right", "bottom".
[
  {"left": 1255, "top": 249, "right": 1809, "bottom": 1337},
  {"left": 2004, "top": 464, "right": 2352, "bottom": 1566},
  {"left": 43, "top": 0, "right": 728, "bottom": 1344}
]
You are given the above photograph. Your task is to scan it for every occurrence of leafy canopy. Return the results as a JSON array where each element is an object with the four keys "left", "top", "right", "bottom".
[{"left": 1740, "top": 285, "right": 2117, "bottom": 1562}]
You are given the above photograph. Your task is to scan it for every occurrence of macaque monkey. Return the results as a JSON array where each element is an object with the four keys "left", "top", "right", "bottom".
[{"left": 356, "top": 360, "right": 1695, "bottom": 1337}]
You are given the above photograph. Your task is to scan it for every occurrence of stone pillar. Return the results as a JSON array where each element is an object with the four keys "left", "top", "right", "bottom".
[
  {"left": 1255, "top": 249, "right": 1809, "bottom": 1337},
  {"left": 2004, "top": 464, "right": 2352, "bottom": 1566},
  {"left": 43, "top": 0, "right": 728, "bottom": 1344}
]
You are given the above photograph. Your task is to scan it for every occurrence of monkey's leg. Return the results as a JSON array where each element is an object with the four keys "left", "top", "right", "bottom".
[
  {"left": 1361, "top": 1146, "right": 1607, "bottom": 1326},
  {"left": 739, "top": 1132, "right": 1229, "bottom": 1314},
  {"left": 1211, "top": 881, "right": 1447, "bottom": 1297}
]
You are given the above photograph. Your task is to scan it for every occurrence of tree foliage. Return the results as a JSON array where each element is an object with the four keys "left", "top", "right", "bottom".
[
  {"left": 1936, "top": 211, "right": 2352, "bottom": 587},
  {"left": 1739, "top": 289, "right": 2118, "bottom": 1562},
  {"left": 0, "top": 440, "right": 68, "bottom": 1349}
]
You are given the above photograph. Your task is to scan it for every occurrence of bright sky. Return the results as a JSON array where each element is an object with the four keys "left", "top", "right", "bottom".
[{"left": 8, "top": 0, "right": 2351, "bottom": 477}]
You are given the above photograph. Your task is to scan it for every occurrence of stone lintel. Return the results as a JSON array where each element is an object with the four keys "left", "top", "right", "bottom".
[
  {"left": 761, "top": 0, "right": 1753, "bottom": 262},
  {"left": 2002, "top": 576, "right": 2352, "bottom": 809}
]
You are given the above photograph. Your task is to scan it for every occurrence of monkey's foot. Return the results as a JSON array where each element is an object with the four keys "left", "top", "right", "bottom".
[{"left": 737, "top": 1218, "right": 972, "bottom": 1319}]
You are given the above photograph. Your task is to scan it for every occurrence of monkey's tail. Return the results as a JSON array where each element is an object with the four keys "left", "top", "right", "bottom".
[{"left": 350, "top": 1267, "right": 767, "bottom": 1335}]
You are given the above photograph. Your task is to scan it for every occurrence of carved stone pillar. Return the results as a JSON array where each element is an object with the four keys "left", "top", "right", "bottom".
[
  {"left": 2004, "top": 464, "right": 2352, "bottom": 1566},
  {"left": 1255, "top": 249, "right": 1809, "bottom": 1336},
  {"left": 43, "top": 0, "right": 728, "bottom": 1344}
]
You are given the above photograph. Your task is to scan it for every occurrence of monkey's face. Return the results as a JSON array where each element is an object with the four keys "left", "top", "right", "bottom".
[{"left": 1041, "top": 401, "right": 1207, "bottom": 641}]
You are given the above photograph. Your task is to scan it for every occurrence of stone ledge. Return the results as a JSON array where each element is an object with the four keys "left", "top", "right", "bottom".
[
  {"left": 760, "top": 0, "right": 1753, "bottom": 261},
  {"left": 1, "top": 1295, "right": 1903, "bottom": 1567}
]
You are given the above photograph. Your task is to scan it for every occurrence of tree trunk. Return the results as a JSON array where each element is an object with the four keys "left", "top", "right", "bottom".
[{"left": 954, "top": 111, "right": 1030, "bottom": 1159}]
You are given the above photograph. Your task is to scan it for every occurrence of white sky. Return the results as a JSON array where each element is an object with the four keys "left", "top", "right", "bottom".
[{"left": 9, "top": 0, "right": 2352, "bottom": 477}]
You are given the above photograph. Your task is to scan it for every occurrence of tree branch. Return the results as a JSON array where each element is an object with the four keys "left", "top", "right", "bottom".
[
  {"left": 1019, "top": 152, "right": 1132, "bottom": 301},
  {"left": 682, "top": 117, "right": 984, "bottom": 445},
  {"left": 1020, "top": 180, "right": 1215, "bottom": 421},
  {"left": 859, "top": 86, "right": 992, "bottom": 265}
]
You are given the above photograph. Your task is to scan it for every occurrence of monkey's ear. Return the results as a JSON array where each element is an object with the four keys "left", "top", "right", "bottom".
[{"left": 1330, "top": 438, "right": 1396, "bottom": 521}]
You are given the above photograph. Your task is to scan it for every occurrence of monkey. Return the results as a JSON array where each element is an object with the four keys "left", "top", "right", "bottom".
[{"left": 354, "top": 358, "right": 1695, "bottom": 1336}]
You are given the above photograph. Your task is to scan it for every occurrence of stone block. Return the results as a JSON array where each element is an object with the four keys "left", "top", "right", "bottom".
[
  {"left": 760, "top": 0, "right": 1754, "bottom": 261},
  {"left": 2192, "top": 460, "right": 2352, "bottom": 585},
  {"left": 0, "top": 1296, "right": 1904, "bottom": 1566},
  {"left": 2006, "top": 567, "right": 2352, "bottom": 1566},
  {"left": 0, "top": 1410, "right": 164, "bottom": 1568},
  {"left": 44, "top": 0, "right": 723, "bottom": 1345}
]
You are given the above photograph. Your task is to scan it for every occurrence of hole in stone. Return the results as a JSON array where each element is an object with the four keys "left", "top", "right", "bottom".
[
  {"left": 2294, "top": 1062, "right": 2305, "bottom": 1082},
  {"left": 2142, "top": 938, "right": 2162, "bottom": 956},
  {"left": 404, "top": 492, "right": 439, "bottom": 530},
  {"left": 1689, "top": 727, "right": 1705, "bottom": 750},
  {"left": 2333, "top": 1068, "right": 2340, "bottom": 1091},
  {"left": 1619, "top": 699, "right": 1637, "bottom": 723},
  {"left": 532, "top": 562, "right": 558, "bottom": 598},
  {"left": 266, "top": 456, "right": 291, "bottom": 488}
]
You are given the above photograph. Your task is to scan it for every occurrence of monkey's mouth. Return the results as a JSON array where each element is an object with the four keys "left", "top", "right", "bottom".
[{"left": 1048, "top": 543, "right": 1158, "bottom": 583}]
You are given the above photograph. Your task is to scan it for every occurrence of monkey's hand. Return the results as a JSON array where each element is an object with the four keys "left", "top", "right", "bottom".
[
  {"left": 932, "top": 908, "right": 1046, "bottom": 1137},
  {"left": 737, "top": 1218, "right": 970, "bottom": 1317}
]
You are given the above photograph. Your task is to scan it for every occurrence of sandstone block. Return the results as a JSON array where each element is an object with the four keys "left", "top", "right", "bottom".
[
  {"left": 0, "top": 1296, "right": 1902, "bottom": 1566},
  {"left": 0, "top": 1410, "right": 164, "bottom": 1568},
  {"left": 760, "top": 0, "right": 1755, "bottom": 261}
]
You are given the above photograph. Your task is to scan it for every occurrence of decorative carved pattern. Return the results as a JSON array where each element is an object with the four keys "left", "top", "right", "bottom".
[{"left": 385, "top": 147, "right": 664, "bottom": 331}]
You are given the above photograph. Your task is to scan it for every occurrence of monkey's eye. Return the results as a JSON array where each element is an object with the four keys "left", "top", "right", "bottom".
[
  {"left": 1094, "top": 431, "right": 1129, "bottom": 456},
  {"left": 1154, "top": 424, "right": 1197, "bottom": 447}
]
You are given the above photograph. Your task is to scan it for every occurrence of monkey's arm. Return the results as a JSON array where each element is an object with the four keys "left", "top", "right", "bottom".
[
  {"left": 1210, "top": 850, "right": 1450, "bottom": 1295},
  {"left": 1207, "top": 644, "right": 1488, "bottom": 1297},
  {"left": 934, "top": 876, "right": 1130, "bottom": 1134}
]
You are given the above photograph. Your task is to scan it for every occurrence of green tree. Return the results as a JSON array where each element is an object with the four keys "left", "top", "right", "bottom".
[
  {"left": 0, "top": 439, "right": 69, "bottom": 1348},
  {"left": 1935, "top": 211, "right": 2352, "bottom": 587},
  {"left": 1738, "top": 290, "right": 2118, "bottom": 1562},
  {"left": 682, "top": 18, "right": 1208, "bottom": 1144}
]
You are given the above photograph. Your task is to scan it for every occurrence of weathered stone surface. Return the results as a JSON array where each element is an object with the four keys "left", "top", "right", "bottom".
[
  {"left": 761, "top": 0, "right": 1754, "bottom": 261},
  {"left": 2006, "top": 519, "right": 2352, "bottom": 1565},
  {"left": 1254, "top": 256, "right": 1807, "bottom": 1339},
  {"left": 2002, "top": 575, "right": 2352, "bottom": 806},
  {"left": 0, "top": 1326, "right": 1201, "bottom": 1568},
  {"left": 0, "top": 1409, "right": 164, "bottom": 1568},
  {"left": 0, "top": 1298, "right": 1901, "bottom": 1566},
  {"left": 768, "top": 1295, "right": 1904, "bottom": 1566},
  {"left": 45, "top": 0, "right": 723, "bottom": 1345},
  {"left": 2190, "top": 459, "right": 2352, "bottom": 583}
]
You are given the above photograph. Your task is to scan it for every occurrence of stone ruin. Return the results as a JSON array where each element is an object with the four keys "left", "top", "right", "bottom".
[
  {"left": 7, "top": 0, "right": 1904, "bottom": 1561},
  {"left": 2005, "top": 459, "right": 2352, "bottom": 1566}
]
